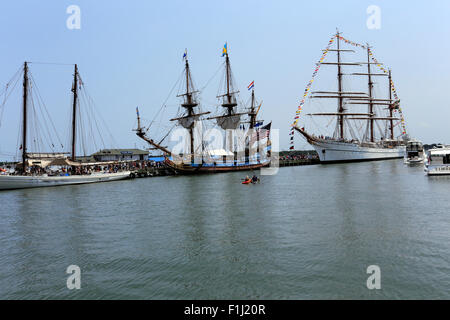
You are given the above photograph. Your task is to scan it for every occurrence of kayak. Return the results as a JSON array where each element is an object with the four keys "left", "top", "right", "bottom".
[{"left": 242, "top": 179, "right": 252, "bottom": 184}]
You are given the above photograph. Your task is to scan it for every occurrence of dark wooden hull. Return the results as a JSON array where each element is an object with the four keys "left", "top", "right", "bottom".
[{"left": 164, "top": 159, "right": 270, "bottom": 174}]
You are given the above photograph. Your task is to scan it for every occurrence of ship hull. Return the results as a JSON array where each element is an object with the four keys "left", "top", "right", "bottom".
[
  {"left": 0, "top": 171, "right": 131, "bottom": 190},
  {"left": 294, "top": 127, "right": 405, "bottom": 163},
  {"left": 164, "top": 159, "right": 270, "bottom": 174},
  {"left": 425, "top": 165, "right": 450, "bottom": 176},
  {"left": 311, "top": 140, "right": 405, "bottom": 163}
]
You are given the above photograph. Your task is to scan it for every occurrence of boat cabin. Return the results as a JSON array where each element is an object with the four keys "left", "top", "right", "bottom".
[
  {"left": 405, "top": 140, "right": 424, "bottom": 159},
  {"left": 425, "top": 146, "right": 450, "bottom": 175}
]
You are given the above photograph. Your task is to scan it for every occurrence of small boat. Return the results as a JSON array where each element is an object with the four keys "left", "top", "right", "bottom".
[
  {"left": 404, "top": 139, "right": 425, "bottom": 164},
  {"left": 242, "top": 179, "right": 252, "bottom": 184},
  {"left": 424, "top": 145, "right": 450, "bottom": 176}
]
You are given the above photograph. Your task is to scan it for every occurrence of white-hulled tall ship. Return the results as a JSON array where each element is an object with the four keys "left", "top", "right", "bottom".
[{"left": 292, "top": 31, "right": 407, "bottom": 163}]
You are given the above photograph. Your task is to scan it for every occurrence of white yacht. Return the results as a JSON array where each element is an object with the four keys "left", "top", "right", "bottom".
[
  {"left": 404, "top": 139, "right": 425, "bottom": 164},
  {"left": 424, "top": 145, "right": 450, "bottom": 176}
]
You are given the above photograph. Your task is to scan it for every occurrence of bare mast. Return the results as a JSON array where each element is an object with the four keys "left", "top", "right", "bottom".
[
  {"left": 249, "top": 87, "right": 260, "bottom": 160},
  {"left": 366, "top": 45, "right": 374, "bottom": 142},
  {"left": 388, "top": 69, "right": 394, "bottom": 140},
  {"left": 22, "top": 62, "right": 28, "bottom": 172},
  {"left": 71, "top": 64, "right": 78, "bottom": 161},
  {"left": 336, "top": 31, "right": 344, "bottom": 139}
]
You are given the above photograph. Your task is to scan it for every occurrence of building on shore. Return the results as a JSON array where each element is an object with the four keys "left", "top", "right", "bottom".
[{"left": 91, "top": 149, "right": 149, "bottom": 162}]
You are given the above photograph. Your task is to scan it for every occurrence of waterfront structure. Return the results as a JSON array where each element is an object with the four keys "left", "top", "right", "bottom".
[{"left": 92, "top": 149, "right": 149, "bottom": 162}]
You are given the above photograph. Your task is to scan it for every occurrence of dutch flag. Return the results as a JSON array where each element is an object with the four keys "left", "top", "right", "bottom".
[{"left": 247, "top": 81, "right": 254, "bottom": 91}]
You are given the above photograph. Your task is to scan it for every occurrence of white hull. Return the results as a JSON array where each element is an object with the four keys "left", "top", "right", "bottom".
[
  {"left": 404, "top": 157, "right": 424, "bottom": 165},
  {"left": 425, "top": 166, "right": 450, "bottom": 176},
  {"left": 310, "top": 139, "right": 405, "bottom": 163},
  {"left": 0, "top": 171, "right": 131, "bottom": 190}
]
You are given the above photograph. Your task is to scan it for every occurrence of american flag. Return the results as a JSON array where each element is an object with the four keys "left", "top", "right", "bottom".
[{"left": 250, "top": 122, "right": 271, "bottom": 144}]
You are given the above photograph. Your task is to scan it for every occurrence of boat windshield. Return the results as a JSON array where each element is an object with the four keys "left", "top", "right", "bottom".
[
  {"left": 406, "top": 142, "right": 423, "bottom": 151},
  {"left": 429, "top": 154, "right": 450, "bottom": 164}
]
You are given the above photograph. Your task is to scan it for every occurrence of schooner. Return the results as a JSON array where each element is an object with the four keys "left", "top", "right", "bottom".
[{"left": 0, "top": 62, "right": 130, "bottom": 190}]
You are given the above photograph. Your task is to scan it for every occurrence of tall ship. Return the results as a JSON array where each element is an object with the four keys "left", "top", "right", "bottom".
[
  {"left": 292, "top": 31, "right": 407, "bottom": 163},
  {"left": 135, "top": 46, "right": 271, "bottom": 173},
  {"left": 0, "top": 62, "right": 130, "bottom": 190}
]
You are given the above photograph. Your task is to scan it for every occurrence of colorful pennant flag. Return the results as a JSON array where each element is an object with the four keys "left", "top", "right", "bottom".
[{"left": 222, "top": 43, "right": 227, "bottom": 57}]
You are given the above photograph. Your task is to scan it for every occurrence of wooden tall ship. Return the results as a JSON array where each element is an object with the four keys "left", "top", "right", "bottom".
[
  {"left": 135, "top": 48, "right": 271, "bottom": 173},
  {"left": 294, "top": 32, "right": 407, "bottom": 163},
  {"left": 0, "top": 62, "right": 130, "bottom": 190}
]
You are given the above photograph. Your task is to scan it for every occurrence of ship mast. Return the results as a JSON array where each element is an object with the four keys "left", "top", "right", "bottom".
[
  {"left": 388, "top": 69, "right": 394, "bottom": 140},
  {"left": 22, "top": 62, "right": 28, "bottom": 173},
  {"left": 336, "top": 31, "right": 344, "bottom": 139},
  {"left": 170, "top": 52, "right": 210, "bottom": 163},
  {"left": 249, "top": 87, "right": 258, "bottom": 161},
  {"left": 135, "top": 107, "right": 172, "bottom": 155},
  {"left": 71, "top": 64, "right": 78, "bottom": 161},
  {"left": 249, "top": 88, "right": 256, "bottom": 129},
  {"left": 207, "top": 47, "right": 245, "bottom": 162},
  {"left": 366, "top": 45, "right": 375, "bottom": 142},
  {"left": 224, "top": 52, "right": 236, "bottom": 115},
  {"left": 180, "top": 55, "right": 196, "bottom": 163}
]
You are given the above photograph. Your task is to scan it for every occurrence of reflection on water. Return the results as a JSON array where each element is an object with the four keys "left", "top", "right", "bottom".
[{"left": 0, "top": 160, "right": 449, "bottom": 299}]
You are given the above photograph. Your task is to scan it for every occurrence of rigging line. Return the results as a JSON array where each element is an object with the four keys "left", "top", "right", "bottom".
[
  {"left": 15, "top": 116, "right": 22, "bottom": 161},
  {"left": 30, "top": 92, "right": 42, "bottom": 153},
  {"left": 78, "top": 99, "right": 87, "bottom": 157},
  {"left": 29, "top": 73, "right": 61, "bottom": 150},
  {"left": 84, "top": 88, "right": 104, "bottom": 151},
  {"left": 147, "top": 69, "right": 185, "bottom": 132},
  {"left": 199, "top": 63, "right": 224, "bottom": 92},
  {"left": 82, "top": 89, "right": 102, "bottom": 150},
  {"left": 375, "top": 119, "right": 384, "bottom": 138},
  {"left": 78, "top": 79, "right": 117, "bottom": 148},
  {"left": 80, "top": 90, "right": 97, "bottom": 152},
  {"left": 0, "top": 66, "right": 22, "bottom": 98},
  {"left": 28, "top": 61, "right": 75, "bottom": 66},
  {"left": 0, "top": 69, "right": 23, "bottom": 127},
  {"left": 158, "top": 124, "right": 176, "bottom": 145}
]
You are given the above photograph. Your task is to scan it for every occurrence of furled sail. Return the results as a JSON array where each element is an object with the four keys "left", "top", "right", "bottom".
[{"left": 216, "top": 114, "right": 241, "bottom": 130}]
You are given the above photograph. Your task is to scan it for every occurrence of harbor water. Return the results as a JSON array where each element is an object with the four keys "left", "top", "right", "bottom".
[{"left": 0, "top": 160, "right": 449, "bottom": 299}]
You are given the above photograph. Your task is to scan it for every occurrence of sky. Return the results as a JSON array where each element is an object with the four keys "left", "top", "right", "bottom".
[{"left": 1, "top": 0, "right": 450, "bottom": 160}]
